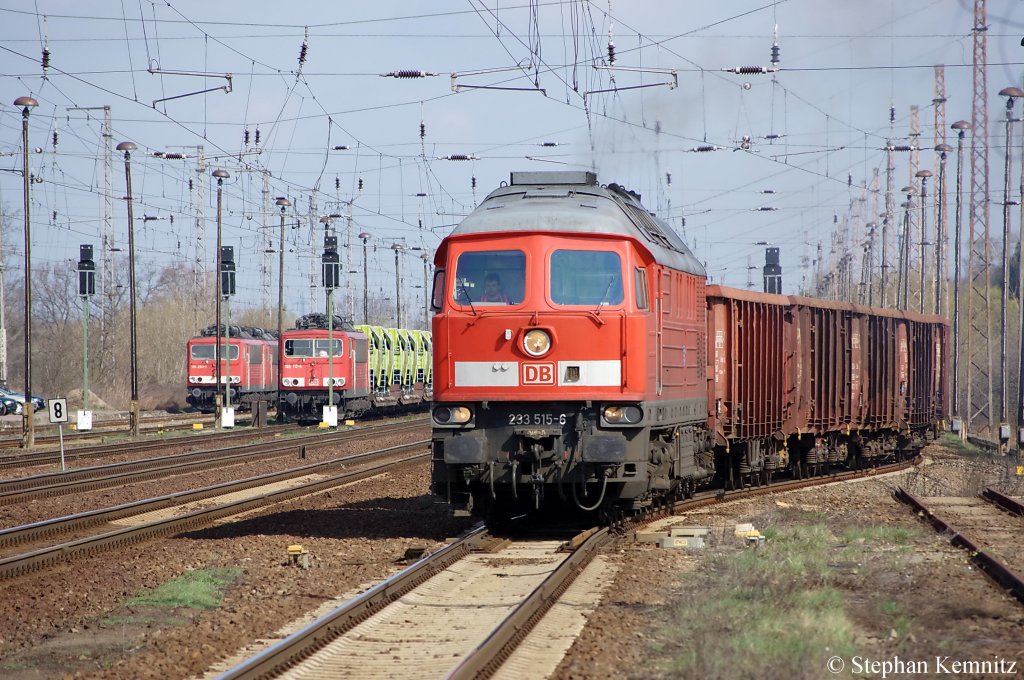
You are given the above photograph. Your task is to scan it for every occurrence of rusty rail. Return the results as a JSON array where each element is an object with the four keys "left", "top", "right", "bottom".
[
  {"left": 0, "top": 444, "right": 429, "bottom": 581},
  {"left": 0, "top": 415, "right": 426, "bottom": 471},
  {"left": 216, "top": 524, "right": 490, "bottom": 680},
  {"left": 894, "top": 487, "right": 1024, "bottom": 605},
  {"left": 0, "top": 420, "right": 427, "bottom": 504},
  {"left": 982, "top": 487, "right": 1024, "bottom": 517}
]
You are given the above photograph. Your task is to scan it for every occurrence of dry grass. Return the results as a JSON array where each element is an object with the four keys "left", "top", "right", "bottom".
[{"left": 645, "top": 510, "right": 924, "bottom": 680}]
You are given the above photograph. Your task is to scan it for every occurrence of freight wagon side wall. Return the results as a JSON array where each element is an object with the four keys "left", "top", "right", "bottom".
[
  {"left": 708, "top": 285, "right": 948, "bottom": 442},
  {"left": 706, "top": 288, "right": 789, "bottom": 444}
]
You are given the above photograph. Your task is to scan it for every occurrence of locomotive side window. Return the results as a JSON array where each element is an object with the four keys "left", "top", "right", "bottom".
[
  {"left": 431, "top": 269, "right": 446, "bottom": 310},
  {"left": 249, "top": 345, "right": 262, "bottom": 365},
  {"left": 191, "top": 344, "right": 239, "bottom": 360},
  {"left": 284, "top": 339, "right": 314, "bottom": 357},
  {"left": 550, "top": 250, "right": 623, "bottom": 306},
  {"left": 452, "top": 250, "right": 525, "bottom": 305},
  {"left": 634, "top": 267, "right": 649, "bottom": 310}
]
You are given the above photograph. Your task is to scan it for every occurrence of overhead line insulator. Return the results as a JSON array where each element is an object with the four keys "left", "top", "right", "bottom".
[
  {"left": 382, "top": 70, "right": 438, "bottom": 78},
  {"left": 721, "top": 66, "right": 778, "bottom": 75}
]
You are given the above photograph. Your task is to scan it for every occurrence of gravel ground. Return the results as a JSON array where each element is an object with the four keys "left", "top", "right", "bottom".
[
  {"left": 0, "top": 460, "right": 475, "bottom": 679},
  {"left": 553, "top": 444, "right": 1024, "bottom": 679},
  {"left": 3, "top": 441, "right": 1022, "bottom": 679},
  {"left": 0, "top": 422, "right": 429, "bottom": 530}
]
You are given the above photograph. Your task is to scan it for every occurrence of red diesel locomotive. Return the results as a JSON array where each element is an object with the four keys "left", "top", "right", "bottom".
[
  {"left": 429, "top": 171, "right": 947, "bottom": 521},
  {"left": 185, "top": 325, "right": 278, "bottom": 412}
]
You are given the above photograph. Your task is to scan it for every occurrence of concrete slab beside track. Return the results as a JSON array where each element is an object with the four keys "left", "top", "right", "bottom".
[{"left": 277, "top": 540, "right": 568, "bottom": 679}]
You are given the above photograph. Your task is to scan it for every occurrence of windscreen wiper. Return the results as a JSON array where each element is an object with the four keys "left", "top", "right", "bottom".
[
  {"left": 458, "top": 280, "right": 478, "bottom": 316},
  {"left": 593, "top": 277, "right": 615, "bottom": 316}
]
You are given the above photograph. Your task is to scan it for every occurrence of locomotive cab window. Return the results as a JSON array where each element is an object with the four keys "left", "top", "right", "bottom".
[
  {"left": 452, "top": 250, "right": 525, "bottom": 305},
  {"left": 284, "top": 339, "right": 313, "bottom": 358},
  {"left": 550, "top": 250, "right": 623, "bottom": 306},
  {"left": 314, "top": 338, "right": 344, "bottom": 357},
  {"left": 191, "top": 344, "right": 239, "bottom": 360}
]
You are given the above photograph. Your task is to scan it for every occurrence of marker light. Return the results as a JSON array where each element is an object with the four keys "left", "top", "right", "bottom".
[
  {"left": 603, "top": 404, "right": 643, "bottom": 424},
  {"left": 434, "top": 405, "right": 472, "bottom": 424}
]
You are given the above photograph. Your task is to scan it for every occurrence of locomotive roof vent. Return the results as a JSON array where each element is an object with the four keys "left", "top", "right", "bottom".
[{"left": 510, "top": 170, "right": 597, "bottom": 186}]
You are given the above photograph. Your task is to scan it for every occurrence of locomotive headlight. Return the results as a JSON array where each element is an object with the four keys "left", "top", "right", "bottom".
[
  {"left": 602, "top": 404, "right": 643, "bottom": 425},
  {"left": 523, "top": 329, "right": 551, "bottom": 357},
  {"left": 433, "top": 405, "right": 472, "bottom": 425}
]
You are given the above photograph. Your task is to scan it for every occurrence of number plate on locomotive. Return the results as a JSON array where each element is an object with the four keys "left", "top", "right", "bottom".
[{"left": 508, "top": 413, "right": 567, "bottom": 426}]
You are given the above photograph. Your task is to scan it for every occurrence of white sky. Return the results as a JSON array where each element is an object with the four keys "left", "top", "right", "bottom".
[{"left": 1, "top": 0, "right": 1022, "bottom": 319}]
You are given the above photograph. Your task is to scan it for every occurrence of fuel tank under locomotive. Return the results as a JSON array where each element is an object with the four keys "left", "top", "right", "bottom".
[{"left": 430, "top": 401, "right": 714, "bottom": 517}]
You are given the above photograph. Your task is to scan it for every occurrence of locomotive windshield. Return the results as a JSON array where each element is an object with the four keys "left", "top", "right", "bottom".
[
  {"left": 190, "top": 344, "right": 239, "bottom": 360},
  {"left": 452, "top": 250, "right": 525, "bottom": 305},
  {"left": 550, "top": 250, "right": 623, "bottom": 306},
  {"left": 284, "top": 338, "right": 343, "bottom": 358}
]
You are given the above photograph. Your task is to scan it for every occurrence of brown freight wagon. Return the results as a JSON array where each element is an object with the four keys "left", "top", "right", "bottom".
[{"left": 706, "top": 285, "right": 948, "bottom": 486}]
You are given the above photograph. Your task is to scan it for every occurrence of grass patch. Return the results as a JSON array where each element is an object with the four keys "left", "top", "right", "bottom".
[
  {"left": 842, "top": 525, "right": 917, "bottom": 545},
  {"left": 99, "top": 614, "right": 189, "bottom": 627},
  {"left": 127, "top": 567, "right": 241, "bottom": 610},
  {"left": 939, "top": 433, "right": 987, "bottom": 457},
  {"left": 878, "top": 600, "right": 911, "bottom": 637},
  {"left": 656, "top": 521, "right": 856, "bottom": 678}
]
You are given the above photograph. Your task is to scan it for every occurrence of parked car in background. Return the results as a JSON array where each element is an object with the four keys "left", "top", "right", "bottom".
[
  {"left": 0, "top": 395, "right": 23, "bottom": 416},
  {"left": 0, "top": 386, "right": 44, "bottom": 412}
]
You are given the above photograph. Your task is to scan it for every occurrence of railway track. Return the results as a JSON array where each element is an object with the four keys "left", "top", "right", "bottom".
[
  {"left": 0, "top": 411, "right": 240, "bottom": 450},
  {"left": 0, "top": 415, "right": 428, "bottom": 472},
  {"left": 216, "top": 455, "right": 922, "bottom": 679},
  {"left": 0, "top": 420, "right": 428, "bottom": 505},
  {"left": 895, "top": 486, "right": 1024, "bottom": 605},
  {"left": 0, "top": 424, "right": 283, "bottom": 472},
  {"left": 0, "top": 442, "right": 429, "bottom": 581}
]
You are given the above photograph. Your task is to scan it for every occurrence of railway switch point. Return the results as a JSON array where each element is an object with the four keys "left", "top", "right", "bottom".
[{"left": 287, "top": 544, "right": 310, "bottom": 569}]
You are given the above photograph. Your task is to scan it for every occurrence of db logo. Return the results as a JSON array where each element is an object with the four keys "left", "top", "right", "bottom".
[{"left": 522, "top": 363, "right": 555, "bottom": 385}]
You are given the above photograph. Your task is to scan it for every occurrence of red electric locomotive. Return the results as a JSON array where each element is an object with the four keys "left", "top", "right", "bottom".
[
  {"left": 185, "top": 325, "right": 278, "bottom": 412},
  {"left": 278, "top": 313, "right": 371, "bottom": 422},
  {"left": 430, "top": 171, "right": 947, "bottom": 522}
]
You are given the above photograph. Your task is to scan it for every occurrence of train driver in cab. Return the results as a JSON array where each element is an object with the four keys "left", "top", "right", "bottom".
[{"left": 479, "top": 272, "right": 510, "bottom": 303}]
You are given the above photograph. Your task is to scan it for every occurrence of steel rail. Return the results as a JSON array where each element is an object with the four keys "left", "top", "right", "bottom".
[
  {"left": 0, "top": 426, "right": 275, "bottom": 470},
  {"left": 0, "top": 421, "right": 427, "bottom": 504},
  {"left": 217, "top": 456, "right": 922, "bottom": 679},
  {"left": 0, "top": 439, "right": 427, "bottom": 550},
  {"left": 895, "top": 487, "right": 1024, "bottom": 605},
  {"left": 216, "top": 524, "right": 491, "bottom": 680},
  {"left": 0, "top": 412, "right": 240, "bottom": 449},
  {"left": 448, "top": 527, "right": 610, "bottom": 679},
  {"left": 448, "top": 457, "right": 923, "bottom": 679},
  {"left": 982, "top": 486, "right": 1024, "bottom": 517},
  {"left": 0, "top": 445, "right": 429, "bottom": 581},
  {"left": 0, "top": 415, "right": 426, "bottom": 470}
]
